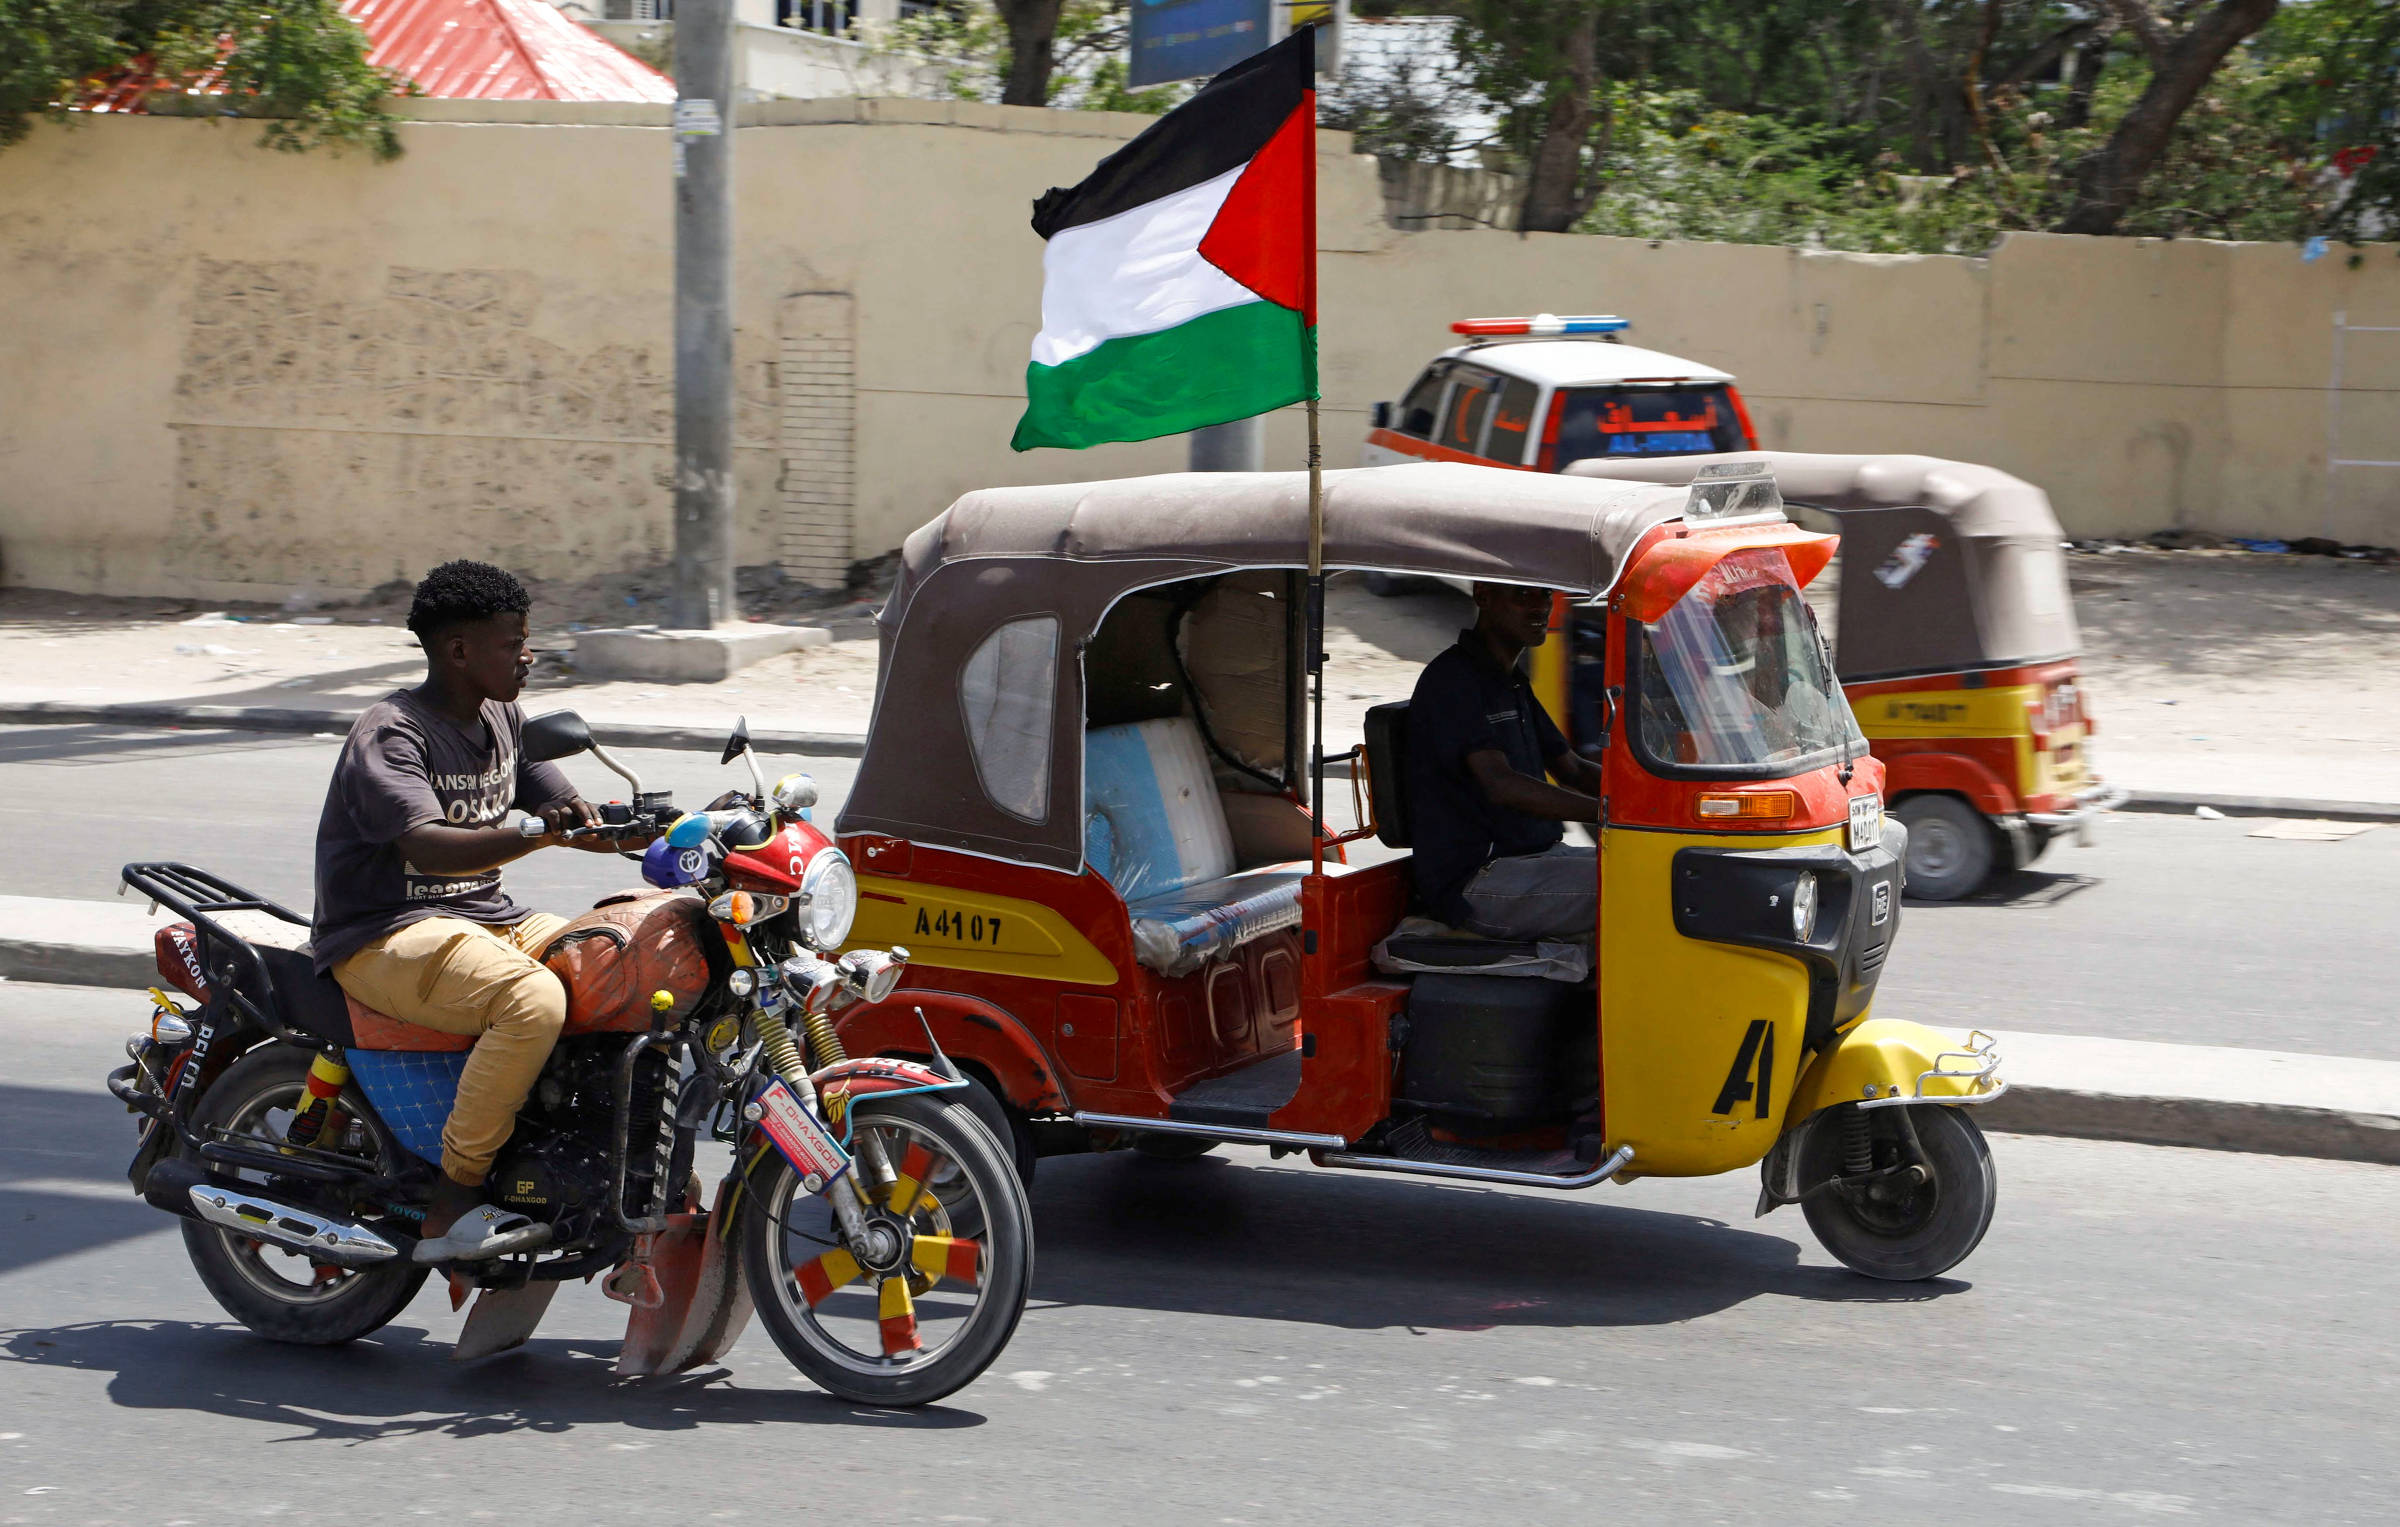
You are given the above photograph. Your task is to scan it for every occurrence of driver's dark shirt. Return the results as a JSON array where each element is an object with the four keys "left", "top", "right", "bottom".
[
  {"left": 1404, "top": 632, "right": 1570, "bottom": 926},
  {"left": 311, "top": 690, "right": 575, "bottom": 973}
]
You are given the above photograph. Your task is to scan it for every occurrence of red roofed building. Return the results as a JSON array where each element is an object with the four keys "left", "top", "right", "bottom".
[{"left": 88, "top": 0, "right": 675, "bottom": 112}]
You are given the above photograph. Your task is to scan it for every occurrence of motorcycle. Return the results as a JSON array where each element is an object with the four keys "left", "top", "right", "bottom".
[{"left": 107, "top": 712, "right": 1033, "bottom": 1406}]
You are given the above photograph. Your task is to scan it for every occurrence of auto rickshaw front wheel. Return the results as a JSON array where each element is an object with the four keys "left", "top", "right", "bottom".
[
  {"left": 1799, "top": 1103, "right": 1997, "bottom": 1281},
  {"left": 1895, "top": 793, "right": 1995, "bottom": 901}
]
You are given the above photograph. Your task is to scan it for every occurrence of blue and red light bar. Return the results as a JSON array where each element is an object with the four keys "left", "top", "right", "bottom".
[{"left": 1451, "top": 314, "right": 1629, "bottom": 337}]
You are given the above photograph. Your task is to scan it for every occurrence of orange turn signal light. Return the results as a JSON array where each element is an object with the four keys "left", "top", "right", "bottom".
[{"left": 1695, "top": 791, "right": 1797, "bottom": 822}]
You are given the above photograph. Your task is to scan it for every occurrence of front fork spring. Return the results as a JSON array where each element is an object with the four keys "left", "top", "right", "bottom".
[
  {"left": 756, "top": 1010, "right": 809, "bottom": 1084},
  {"left": 754, "top": 1009, "right": 893, "bottom": 1219},
  {"left": 801, "top": 1009, "right": 848, "bottom": 1068},
  {"left": 1840, "top": 1107, "right": 1876, "bottom": 1177}
]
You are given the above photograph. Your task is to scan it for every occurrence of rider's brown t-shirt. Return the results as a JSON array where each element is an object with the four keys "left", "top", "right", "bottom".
[{"left": 311, "top": 689, "right": 577, "bottom": 972}]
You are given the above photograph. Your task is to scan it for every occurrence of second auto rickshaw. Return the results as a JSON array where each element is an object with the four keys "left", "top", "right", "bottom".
[
  {"left": 828, "top": 460, "right": 2005, "bottom": 1281},
  {"left": 1570, "top": 452, "right": 2126, "bottom": 899}
]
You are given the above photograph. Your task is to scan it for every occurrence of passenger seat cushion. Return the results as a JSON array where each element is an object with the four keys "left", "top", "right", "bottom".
[
  {"left": 1085, "top": 717, "right": 1236, "bottom": 902},
  {"left": 1128, "top": 866, "right": 1308, "bottom": 978}
]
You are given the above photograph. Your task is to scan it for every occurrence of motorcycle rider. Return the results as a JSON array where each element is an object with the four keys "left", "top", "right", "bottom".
[{"left": 311, "top": 560, "right": 631, "bottom": 1261}]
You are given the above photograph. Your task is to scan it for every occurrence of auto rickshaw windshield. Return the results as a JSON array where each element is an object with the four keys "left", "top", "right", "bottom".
[{"left": 1637, "top": 545, "right": 1864, "bottom": 770}]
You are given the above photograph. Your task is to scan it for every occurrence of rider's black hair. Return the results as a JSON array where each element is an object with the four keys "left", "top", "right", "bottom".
[{"left": 406, "top": 560, "right": 532, "bottom": 641}]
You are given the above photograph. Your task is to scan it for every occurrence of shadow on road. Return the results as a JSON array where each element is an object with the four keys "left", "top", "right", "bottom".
[
  {"left": 1027, "top": 1150, "right": 1964, "bottom": 1332},
  {"left": 0, "top": 1320, "right": 987, "bottom": 1438},
  {"left": 1905, "top": 869, "right": 2101, "bottom": 911},
  {"left": 1, "top": 1083, "right": 174, "bottom": 1274}
]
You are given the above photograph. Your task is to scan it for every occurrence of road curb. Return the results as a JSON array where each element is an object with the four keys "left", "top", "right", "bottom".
[
  {"left": 8, "top": 924, "right": 2396, "bottom": 1168},
  {"left": 2115, "top": 791, "right": 2400, "bottom": 823},
  {"left": 0, "top": 701, "right": 867, "bottom": 758},
  {"left": 0, "top": 939, "right": 160, "bottom": 991},
  {"left": 1979, "top": 1088, "right": 2400, "bottom": 1167}
]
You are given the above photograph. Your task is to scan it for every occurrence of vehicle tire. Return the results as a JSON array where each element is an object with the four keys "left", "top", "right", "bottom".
[
  {"left": 955, "top": 1069, "right": 1037, "bottom": 1186},
  {"left": 180, "top": 1044, "right": 430, "bottom": 1345},
  {"left": 1132, "top": 1133, "right": 1219, "bottom": 1162},
  {"left": 742, "top": 1094, "right": 1032, "bottom": 1407},
  {"left": 1895, "top": 794, "right": 1995, "bottom": 901},
  {"left": 1800, "top": 1103, "right": 1996, "bottom": 1282}
]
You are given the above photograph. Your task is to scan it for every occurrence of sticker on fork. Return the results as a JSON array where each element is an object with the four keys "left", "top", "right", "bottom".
[{"left": 753, "top": 1080, "right": 852, "bottom": 1187}]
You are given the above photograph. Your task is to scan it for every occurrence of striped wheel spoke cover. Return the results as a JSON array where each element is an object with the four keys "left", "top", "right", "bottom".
[
  {"left": 907, "top": 1234, "right": 981, "bottom": 1290},
  {"left": 793, "top": 1247, "right": 864, "bottom": 1308}
]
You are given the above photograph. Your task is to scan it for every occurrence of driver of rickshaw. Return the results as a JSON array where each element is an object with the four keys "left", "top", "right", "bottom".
[{"left": 1403, "top": 583, "right": 1603, "bottom": 941}]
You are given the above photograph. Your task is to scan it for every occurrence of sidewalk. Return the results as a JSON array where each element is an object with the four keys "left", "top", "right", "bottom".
[
  {"left": 9, "top": 891, "right": 2392, "bottom": 1166},
  {"left": 3, "top": 552, "right": 2397, "bottom": 805}
]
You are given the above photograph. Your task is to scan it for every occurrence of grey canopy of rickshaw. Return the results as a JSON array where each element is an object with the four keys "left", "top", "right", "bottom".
[
  {"left": 838, "top": 463, "right": 1687, "bottom": 873},
  {"left": 1566, "top": 452, "right": 2079, "bottom": 682}
]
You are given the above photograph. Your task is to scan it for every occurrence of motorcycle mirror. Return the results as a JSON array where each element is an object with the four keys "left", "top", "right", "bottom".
[
  {"left": 523, "top": 710, "right": 595, "bottom": 764},
  {"left": 720, "top": 716, "right": 752, "bottom": 766}
]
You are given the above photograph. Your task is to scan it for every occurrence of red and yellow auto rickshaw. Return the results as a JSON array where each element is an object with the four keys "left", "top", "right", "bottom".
[
  {"left": 827, "top": 460, "right": 2005, "bottom": 1281},
  {"left": 1567, "top": 453, "right": 2125, "bottom": 899}
]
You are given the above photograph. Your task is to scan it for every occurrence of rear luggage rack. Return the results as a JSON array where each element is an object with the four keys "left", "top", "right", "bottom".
[{"left": 120, "top": 862, "right": 320, "bottom": 1048}]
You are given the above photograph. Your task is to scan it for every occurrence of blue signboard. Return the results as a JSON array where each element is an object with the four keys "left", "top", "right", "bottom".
[{"left": 1129, "top": 0, "right": 1273, "bottom": 88}]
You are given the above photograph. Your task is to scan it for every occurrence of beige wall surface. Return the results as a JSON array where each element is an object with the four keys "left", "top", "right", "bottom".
[{"left": 3, "top": 103, "right": 2396, "bottom": 600}]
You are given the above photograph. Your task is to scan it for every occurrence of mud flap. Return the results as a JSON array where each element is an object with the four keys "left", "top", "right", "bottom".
[
  {"left": 613, "top": 1177, "right": 754, "bottom": 1377},
  {"left": 453, "top": 1280, "right": 561, "bottom": 1361}
]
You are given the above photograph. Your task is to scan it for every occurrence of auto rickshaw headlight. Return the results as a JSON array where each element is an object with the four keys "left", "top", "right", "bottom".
[
  {"left": 797, "top": 848, "right": 858, "bottom": 950},
  {"left": 1791, "top": 872, "right": 1819, "bottom": 942}
]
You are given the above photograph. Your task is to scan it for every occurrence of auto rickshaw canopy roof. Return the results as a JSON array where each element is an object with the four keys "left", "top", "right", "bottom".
[
  {"left": 840, "top": 463, "right": 1690, "bottom": 871},
  {"left": 1567, "top": 452, "right": 2080, "bottom": 682}
]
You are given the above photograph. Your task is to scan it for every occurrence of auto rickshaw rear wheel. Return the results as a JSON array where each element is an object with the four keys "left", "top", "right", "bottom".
[
  {"left": 1799, "top": 1103, "right": 1996, "bottom": 1281},
  {"left": 1895, "top": 794, "right": 1995, "bottom": 901}
]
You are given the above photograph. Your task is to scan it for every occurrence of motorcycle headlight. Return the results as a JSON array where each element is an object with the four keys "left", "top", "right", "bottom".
[{"left": 797, "top": 848, "right": 857, "bottom": 950}]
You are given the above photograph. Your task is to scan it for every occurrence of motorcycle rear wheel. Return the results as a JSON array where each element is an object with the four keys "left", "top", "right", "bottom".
[
  {"left": 741, "top": 1094, "right": 1031, "bottom": 1407},
  {"left": 182, "top": 1044, "right": 430, "bottom": 1344}
]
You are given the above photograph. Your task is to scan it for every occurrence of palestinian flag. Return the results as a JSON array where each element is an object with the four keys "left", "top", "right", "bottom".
[{"left": 1012, "top": 29, "right": 1318, "bottom": 452}]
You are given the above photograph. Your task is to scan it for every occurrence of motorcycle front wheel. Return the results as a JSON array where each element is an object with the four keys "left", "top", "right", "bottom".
[
  {"left": 741, "top": 1093, "right": 1032, "bottom": 1407},
  {"left": 181, "top": 1044, "right": 430, "bottom": 1344}
]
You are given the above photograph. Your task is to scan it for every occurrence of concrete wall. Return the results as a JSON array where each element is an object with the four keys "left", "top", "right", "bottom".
[{"left": 2, "top": 100, "right": 2396, "bottom": 601}]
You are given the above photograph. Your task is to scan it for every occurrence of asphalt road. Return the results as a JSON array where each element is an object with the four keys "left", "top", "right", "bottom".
[
  {"left": 3, "top": 985, "right": 2395, "bottom": 1524},
  {"left": 3, "top": 723, "right": 2394, "bottom": 1059}
]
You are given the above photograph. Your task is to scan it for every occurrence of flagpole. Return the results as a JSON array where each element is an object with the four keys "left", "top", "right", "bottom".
[
  {"left": 1301, "top": 23, "right": 1326, "bottom": 875},
  {"left": 1307, "top": 395, "right": 1325, "bottom": 874}
]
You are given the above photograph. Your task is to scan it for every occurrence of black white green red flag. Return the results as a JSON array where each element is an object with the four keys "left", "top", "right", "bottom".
[{"left": 1011, "top": 29, "right": 1317, "bottom": 452}]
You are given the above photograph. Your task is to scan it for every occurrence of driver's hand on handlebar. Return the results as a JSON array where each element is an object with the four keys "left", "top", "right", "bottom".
[{"left": 537, "top": 798, "right": 614, "bottom": 853}]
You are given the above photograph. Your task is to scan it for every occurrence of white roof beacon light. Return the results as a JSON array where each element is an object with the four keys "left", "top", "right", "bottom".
[{"left": 1451, "top": 314, "right": 1630, "bottom": 339}]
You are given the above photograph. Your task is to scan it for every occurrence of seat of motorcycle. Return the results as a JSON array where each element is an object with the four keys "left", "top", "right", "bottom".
[
  {"left": 215, "top": 936, "right": 361, "bottom": 1050},
  {"left": 343, "top": 995, "right": 475, "bottom": 1053}
]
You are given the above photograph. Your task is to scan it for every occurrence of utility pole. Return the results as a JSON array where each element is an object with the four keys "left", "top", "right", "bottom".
[
  {"left": 670, "top": 0, "right": 736, "bottom": 630},
  {"left": 1188, "top": 416, "right": 1264, "bottom": 472}
]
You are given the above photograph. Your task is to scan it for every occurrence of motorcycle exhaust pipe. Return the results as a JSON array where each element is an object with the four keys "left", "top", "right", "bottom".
[{"left": 145, "top": 1159, "right": 405, "bottom": 1267}]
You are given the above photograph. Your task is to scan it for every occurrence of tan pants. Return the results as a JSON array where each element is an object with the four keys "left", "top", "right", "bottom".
[{"left": 333, "top": 913, "right": 571, "bottom": 1187}]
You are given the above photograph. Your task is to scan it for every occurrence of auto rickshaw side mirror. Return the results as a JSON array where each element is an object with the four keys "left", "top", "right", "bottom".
[{"left": 1369, "top": 401, "right": 1393, "bottom": 430}]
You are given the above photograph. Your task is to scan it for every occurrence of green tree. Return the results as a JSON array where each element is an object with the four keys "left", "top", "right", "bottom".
[{"left": 1, "top": 0, "right": 406, "bottom": 158}]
